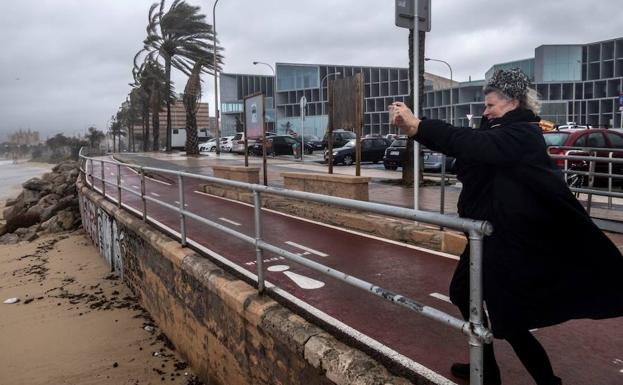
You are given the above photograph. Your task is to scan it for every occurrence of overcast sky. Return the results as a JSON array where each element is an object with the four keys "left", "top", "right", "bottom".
[{"left": 0, "top": 0, "right": 620, "bottom": 140}]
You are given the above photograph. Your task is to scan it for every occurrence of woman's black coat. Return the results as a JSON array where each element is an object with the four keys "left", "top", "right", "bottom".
[{"left": 414, "top": 108, "right": 623, "bottom": 338}]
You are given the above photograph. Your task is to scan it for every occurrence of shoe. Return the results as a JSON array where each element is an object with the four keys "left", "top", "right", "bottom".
[{"left": 450, "top": 363, "right": 501, "bottom": 385}]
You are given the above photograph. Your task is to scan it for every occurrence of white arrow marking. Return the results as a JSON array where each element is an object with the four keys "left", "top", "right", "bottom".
[
  {"left": 284, "top": 271, "right": 325, "bottom": 289},
  {"left": 132, "top": 185, "right": 139, "bottom": 189},
  {"left": 267, "top": 265, "right": 325, "bottom": 289},
  {"left": 285, "top": 241, "right": 328, "bottom": 257}
]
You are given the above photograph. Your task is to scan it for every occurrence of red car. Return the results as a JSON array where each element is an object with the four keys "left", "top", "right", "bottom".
[{"left": 543, "top": 128, "right": 623, "bottom": 185}]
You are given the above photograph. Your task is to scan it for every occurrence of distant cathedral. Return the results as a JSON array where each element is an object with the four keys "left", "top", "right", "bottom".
[{"left": 9, "top": 129, "right": 40, "bottom": 145}]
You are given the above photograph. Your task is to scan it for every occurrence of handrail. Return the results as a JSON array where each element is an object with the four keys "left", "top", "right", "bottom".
[{"left": 77, "top": 149, "right": 493, "bottom": 384}]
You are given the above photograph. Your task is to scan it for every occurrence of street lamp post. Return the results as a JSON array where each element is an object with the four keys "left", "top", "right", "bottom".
[
  {"left": 253, "top": 61, "right": 277, "bottom": 133},
  {"left": 424, "top": 57, "right": 453, "bottom": 216},
  {"left": 213, "top": 0, "right": 221, "bottom": 155}
]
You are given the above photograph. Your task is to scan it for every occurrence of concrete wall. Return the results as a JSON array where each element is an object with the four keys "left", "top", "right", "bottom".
[{"left": 77, "top": 181, "right": 418, "bottom": 385}]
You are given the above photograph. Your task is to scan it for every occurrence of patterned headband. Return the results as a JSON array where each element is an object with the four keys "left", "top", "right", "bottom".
[{"left": 485, "top": 68, "right": 530, "bottom": 99}]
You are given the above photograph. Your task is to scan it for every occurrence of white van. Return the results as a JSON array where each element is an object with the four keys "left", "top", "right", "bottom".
[{"left": 171, "top": 128, "right": 210, "bottom": 149}]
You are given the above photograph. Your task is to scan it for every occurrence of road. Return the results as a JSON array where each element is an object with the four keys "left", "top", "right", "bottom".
[{"left": 85, "top": 157, "right": 623, "bottom": 385}]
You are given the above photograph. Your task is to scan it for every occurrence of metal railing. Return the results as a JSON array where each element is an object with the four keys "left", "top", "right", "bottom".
[
  {"left": 548, "top": 146, "right": 623, "bottom": 213},
  {"left": 77, "top": 148, "right": 493, "bottom": 385}
]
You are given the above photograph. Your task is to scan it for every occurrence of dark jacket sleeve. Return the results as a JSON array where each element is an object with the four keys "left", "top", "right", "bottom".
[{"left": 413, "top": 119, "right": 541, "bottom": 164}]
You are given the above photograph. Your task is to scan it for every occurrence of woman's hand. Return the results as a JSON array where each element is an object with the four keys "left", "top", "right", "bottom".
[{"left": 389, "top": 102, "right": 420, "bottom": 137}]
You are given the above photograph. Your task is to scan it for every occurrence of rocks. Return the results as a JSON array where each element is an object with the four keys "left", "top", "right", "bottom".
[{"left": 0, "top": 160, "right": 81, "bottom": 244}]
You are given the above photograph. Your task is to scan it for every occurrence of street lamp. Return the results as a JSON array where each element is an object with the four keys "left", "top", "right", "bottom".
[
  {"left": 424, "top": 57, "right": 453, "bottom": 216},
  {"left": 213, "top": 0, "right": 221, "bottom": 155},
  {"left": 424, "top": 58, "right": 453, "bottom": 125},
  {"left": 253, "top": 61, "right": 277, "bottom": 133},
  {"left": 320, "top": 71, "right": 341, "bottom": 122}
]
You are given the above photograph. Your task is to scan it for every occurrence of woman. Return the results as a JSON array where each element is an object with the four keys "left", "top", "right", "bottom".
[{"left": 391, "top": 68, "right": 623, "bottom": 385}]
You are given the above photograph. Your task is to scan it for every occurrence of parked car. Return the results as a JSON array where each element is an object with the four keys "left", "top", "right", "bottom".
[
  {"left": 298, "top": 135, "right": 323, "bottom": 153},
  {"left": 383, "top": 136, "right": 408, "bottom": 170},
  {"left": 324, "top": 137, "right": 389, "bottom": 165},
  {"left": 199, "top": 138, "right": 219, "bottom": 152},
  {"left": 220, "top": 135, "right": 235, "bottom": 152},
  {"left": 250, "top": 135, "right": 302, "bottom": 156},
  {"left": 543, "top": 128, "right": 623, "bottom": 185},
  {"left": 423, "top": 149, "right": 456, "bottom": 173},
  {"left": 321, "top": 129, "right": 357, "bottom": 149},
  {"left": 231, "top": 132, "right": 276, "bottom": 154}
]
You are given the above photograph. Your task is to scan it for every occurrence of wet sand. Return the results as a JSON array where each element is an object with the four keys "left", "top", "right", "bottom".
[{"left": 0, "top": 231, "right": 201, "bottom": 385}]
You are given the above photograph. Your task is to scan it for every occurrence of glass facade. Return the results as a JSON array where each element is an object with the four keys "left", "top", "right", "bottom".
[
  {"left": 485, "top": 58, "right": 535, "bottom": 81},
  {"left": 535, "top": 45, "right": 582, "bottom": 82},
  {"left": 276, "top": 64, "right": 319, "bottom": 91}
]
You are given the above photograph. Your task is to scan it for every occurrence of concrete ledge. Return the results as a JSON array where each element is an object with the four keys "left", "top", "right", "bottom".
[
  {"left": 213, "top": 165, "right": 260, "bottom": 184},
  {"left": 78, "top": 181, "right": 422, "bottom": 385},
  {"left": 282, "top": 172, "right": 371, "bottom": 201}
]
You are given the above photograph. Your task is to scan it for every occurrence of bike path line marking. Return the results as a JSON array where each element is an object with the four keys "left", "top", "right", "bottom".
[
  {"left": 150, "top": 192, "right": 160, "bottom": 197},
  {"left": 193, "top": 190, "right": 460, "bottom": 261},
  {"left": 219, "top": 217, "right": 241, "bottom": 226},
  {"left": 124, "top": 165, "right": 172, "bottom": 186},
  {"left": 132, "top": 185, "right": 139, "bottom": 189},
  {"left": 429, "top": 292, "right": 451, "bottom": 303},
  {"left": 285, "top": 241, "right": 328, "bottom": 257}
]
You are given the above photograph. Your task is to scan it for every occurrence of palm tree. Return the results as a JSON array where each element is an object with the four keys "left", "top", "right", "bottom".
[
  {"left": 183, "top": 62, "right": 203, "bottom": 156},
  {"left": 134, "top": 0, "right": 224, "bottom": 152},
  {"left": 85, "top": 126, "right": 105, "bottom": 150},
  {"left": 133, "top": 59, "right": 172, "bottom": 151}
]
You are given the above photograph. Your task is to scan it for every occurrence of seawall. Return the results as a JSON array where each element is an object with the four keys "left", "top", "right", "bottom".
[{"left": 76, "top": 179, "right": 428, "bottom": 385}]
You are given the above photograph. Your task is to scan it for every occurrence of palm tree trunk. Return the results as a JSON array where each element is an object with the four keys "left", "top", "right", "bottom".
[
  {"left": 143, "top": 108, "right": 150, "bottom": 151},
  {"left": 165, "top": 59, "right": 172, "bottom": 153}
]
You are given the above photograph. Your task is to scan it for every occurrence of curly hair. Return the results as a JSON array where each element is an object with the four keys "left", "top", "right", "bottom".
[{"left": 483, "top": 86, "right": 542, "bottom": 115}]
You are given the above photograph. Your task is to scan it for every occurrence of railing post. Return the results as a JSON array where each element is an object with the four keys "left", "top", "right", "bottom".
[
  {"left": 586, "top": 151, "right": 596, "bottom": 214},
  {"left": 253, "top": 190, "right": 265, "bottom": 294},
  {"left": 469, "top": 230, "right": 485, "bottom": 385},
  {"left": 140, "top": 167, "right": 147, "bottom": 222},
  {"left": 440, "top": 154, "right": 446, "bottom": 229},
  {"left": 101, "top": 160, "right": 106, "bottom": 197},
  {"left": 608, "top": 152, "right": 613, "bottom": 208},
  {"left": 89, "top": 158, "right": 94, "bottom": 190},
  {"left": 117, "top": 163, "right": 122, "bottom": 208},
  {"left": 178, "top": 174, "right": 187, "bottom": 246}
]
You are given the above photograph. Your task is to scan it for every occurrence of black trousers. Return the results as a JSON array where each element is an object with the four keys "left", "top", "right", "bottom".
[{"left": 449, "top": 253, "right": 561, "bottom": 385}]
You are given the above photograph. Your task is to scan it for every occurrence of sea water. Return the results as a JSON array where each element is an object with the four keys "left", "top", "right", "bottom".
[{"left": 0, "top": 160, "right": 51, "bottom": 200}]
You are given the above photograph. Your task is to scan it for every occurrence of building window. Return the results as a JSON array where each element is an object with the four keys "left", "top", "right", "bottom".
[{"left": 276, "top": 65, "right": 319, "bottom": 91}]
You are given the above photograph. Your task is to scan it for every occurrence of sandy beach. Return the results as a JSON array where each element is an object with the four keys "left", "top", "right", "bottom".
[{"left": 0, "top": 161, "right": 201, "bottom": 385}]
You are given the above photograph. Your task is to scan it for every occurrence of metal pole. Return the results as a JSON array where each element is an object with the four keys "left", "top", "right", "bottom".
[
  {"left": 586, "top": 151, "right": 596, "bottom": 214},
  {"left": 253, "top": 61, "right": 276, "bottom": 133},
  {"left": 253, "top": 191, "right": 265, "bottom": 293},
  {"left": 140, "top": 167, "right": 147, "bottom": 222},
  {"left": 424, "top": 58, "right": 453, "bottom": 216},
  {"left": 213, "top": 0, "right": 221, "bottom": 155},
  {"left": 178, "top": 174, "right": 186, "bottom": 246},
  {"left": 608, "top": 152, "right": 613, "bottom": 208},
  {"left": 101, "top": 160, "right": 106, "bottom": 197},
  {"left": 412, "top": 0, "right": 420, "bottom": 211},
  {"left": 469, "top": 230, "right": 486, "bottom": 385},
  {"left": 89, "top": 159, "right": 94, "bottom": 190},
  {"left": 300, "top": 96, "right": 307, "bottom": 162},
  {"left": 116, "top": 163, "right": 122, "bottom": 207}
]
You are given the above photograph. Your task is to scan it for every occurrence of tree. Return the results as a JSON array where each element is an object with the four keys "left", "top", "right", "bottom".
[
  {"left": 86, "top": 126, "right": 105, "bottom": 149},
  {"left": 134, "top": 0, "right": 224, "bottom": 152},
  {"left": 402, "top": 29, "right": 426, "bottom": 186},
  {"left": 182, "top": 62, "right": 203, "bottom": 156},
  {"left": 133, "top": 59, "right": 172, "bottom": 151}
]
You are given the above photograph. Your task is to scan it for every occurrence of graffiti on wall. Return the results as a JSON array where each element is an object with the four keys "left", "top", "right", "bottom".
[{"left": 79, "top": 192, "right": 124, "bottom": 276}]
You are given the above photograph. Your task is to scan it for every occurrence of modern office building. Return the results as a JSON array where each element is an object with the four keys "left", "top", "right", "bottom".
[
  {"left": 424, "top": 36, "right": 623, "bottom": 128},
  {"left": 220, "top": 64, "right": 452, "bottom": 138}
]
